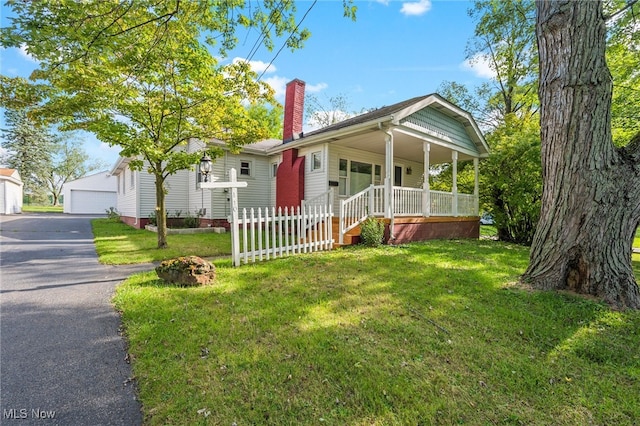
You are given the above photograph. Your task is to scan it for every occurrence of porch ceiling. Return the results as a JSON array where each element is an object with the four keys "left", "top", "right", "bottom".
[{"left": 330, "top": 128, "right": 476, "bottom": 164}]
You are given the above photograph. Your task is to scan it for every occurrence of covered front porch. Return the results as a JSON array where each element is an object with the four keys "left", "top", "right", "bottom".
[{"left": 282, "top": 93, "right": 489, "bottom": 245}]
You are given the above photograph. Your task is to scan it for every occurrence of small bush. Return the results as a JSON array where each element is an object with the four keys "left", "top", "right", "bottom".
[
  {"left": 183, "top": 212, "right": 199, "bottom": 228},
  {"left": 105, "top": 207, "right": 120, "bottom": 222},
  {"left": 148, "top": 211, "right": 157, "bottom": 226},
  {"left": 360, "top": 216, "right": 385, "bottom": 247}
]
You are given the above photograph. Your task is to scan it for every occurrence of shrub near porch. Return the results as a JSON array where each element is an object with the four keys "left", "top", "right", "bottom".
[{"left": 114, "top": 241, "right": 640, "bottom": 425}]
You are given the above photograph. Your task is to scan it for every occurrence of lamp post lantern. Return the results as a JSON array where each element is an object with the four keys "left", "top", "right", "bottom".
[{"left": 199, "top": 154, "right": 213, "bottom": 182}]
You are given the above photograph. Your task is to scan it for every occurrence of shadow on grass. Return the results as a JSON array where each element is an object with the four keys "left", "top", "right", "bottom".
[
  {"left": 92, "top": 219, "right": 232, "bottom": 264},
  {"left": 115, "top": 240, "right": 640, "bottom": 425}
]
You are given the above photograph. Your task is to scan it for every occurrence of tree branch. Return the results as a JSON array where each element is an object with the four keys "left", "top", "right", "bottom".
[{"left": 605, "top": 0, "right": 639, "bottom": 21}]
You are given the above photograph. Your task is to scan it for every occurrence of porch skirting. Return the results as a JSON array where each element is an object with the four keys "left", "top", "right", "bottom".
[{"left": 383, "top": 216, "right": 479, "bottom": 245}]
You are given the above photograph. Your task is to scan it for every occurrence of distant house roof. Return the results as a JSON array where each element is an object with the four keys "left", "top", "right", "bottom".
[
  {"left": 0, "top": 168, "right": 22, "bottom": 185},
  {"left": 0, "top": 168, "right": 18, "bottom": 177}
]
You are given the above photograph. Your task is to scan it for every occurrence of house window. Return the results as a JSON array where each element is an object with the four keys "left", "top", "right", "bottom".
[
  {"left": 374, "top": 165, "right": 382, "bottom": 185},
  {"left": 338, "top": 159, "right": 382, "bottom": 196},
  {"left": 130, "top": 169, "right": 135, "bottom": 189},
  {"left": 122, "top": 172, "right": 126, "bottom": 194},
  {"left": 311, "top": 151, "right": 322, "bottom": 171},
  {"left": 339, "top": 158, "right": 348, "bottom": 196},
  {"left": 350, "top": 160, "right": 372, "bottom": 195},
  {"left": 272, "top": 162, "right": 278, "bottom": 178},
  {"left": 240, "top": 160, "right": 252, "bottom": 177},
  {"left": 117, "top": 176, "right": 120, "bottom": 194}
]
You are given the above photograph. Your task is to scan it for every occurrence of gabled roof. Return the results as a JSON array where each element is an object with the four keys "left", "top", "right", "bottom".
[
  {"left": 270, "top": 93, "right": 489, "bottom": 158},
  {"left": 303, "top": 95, "right": 431, "bottom": 138}
]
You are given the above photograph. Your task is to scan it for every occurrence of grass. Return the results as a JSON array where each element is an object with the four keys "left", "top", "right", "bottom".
[
  {"left": 22, "top": 204, "right": 63, "bottom": 213},
  {"left": 635, "top": 227, "right": 640, "bottom": 249},
  {"left": 113, "top": 240, "right": 640, "bottom": 425},
  {"left": 92, "top": 219, "right": 231, "bottom": 264}
]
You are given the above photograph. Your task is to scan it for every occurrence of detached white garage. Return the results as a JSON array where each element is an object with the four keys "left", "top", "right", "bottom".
[
  {"left": 0, "top": 168, "right": 23, "bottom": 215},
  {"left": 62, "top": 171, "right": 117, "bottom": 214}
]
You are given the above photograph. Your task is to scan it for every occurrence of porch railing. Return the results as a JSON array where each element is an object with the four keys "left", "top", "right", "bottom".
[
  {"left": 393, "top": 187, "right": 423, "bottom": 216},
  {"left": 338, "top": 186, "right": 479, "bottom": 243},
  {"left": 430, "top": 190, "right": 454, "bottom": 216}
]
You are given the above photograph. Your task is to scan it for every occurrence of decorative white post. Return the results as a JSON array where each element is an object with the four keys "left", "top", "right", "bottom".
[
  {"left": 384, "top": 129, "right": 395, "bottom": 240},
  {"left": 452, "top": 151, "right": 458, "bottom": 217},
  {"left": 473, "top": 157, "right": 479, "bottom": 216},
  {"left": 423, "top": 142, "right": 431, "bottom": 217},
  {"left": 200, "top": 168, "right": 247, "bottom": 266}
]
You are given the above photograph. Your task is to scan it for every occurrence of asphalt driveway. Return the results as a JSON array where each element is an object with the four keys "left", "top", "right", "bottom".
[{"left": 1, "top": 213, "right": 151, "bottom": 425}]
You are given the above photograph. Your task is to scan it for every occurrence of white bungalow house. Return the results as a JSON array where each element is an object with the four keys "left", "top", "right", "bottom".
[
  {"left": 62, "top": 171, "right": 117, "bottom": 214},
  {"left": 0, "top": 168, "right": 23, "bottom": 215},
  {"left": 110, "top": 79, "right": 489, "bottom": 245}
]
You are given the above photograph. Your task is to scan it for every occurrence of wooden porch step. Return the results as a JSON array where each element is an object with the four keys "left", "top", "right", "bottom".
[{"left": 331, "top": 217, "right": 361, "bottom": 248}]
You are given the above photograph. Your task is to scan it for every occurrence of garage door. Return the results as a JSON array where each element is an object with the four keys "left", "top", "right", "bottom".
[{"left": 69, "top": 190, "right": 117, "bottom": 214}]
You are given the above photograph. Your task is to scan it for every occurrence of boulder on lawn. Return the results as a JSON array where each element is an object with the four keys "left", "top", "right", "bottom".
[{"left": 155, "top": 256, "right": 216, "bottom": 286}]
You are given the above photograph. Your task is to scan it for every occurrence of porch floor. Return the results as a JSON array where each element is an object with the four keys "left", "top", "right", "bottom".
[{"left": 333, "top": 216, "right": 480, "bottom": 247}]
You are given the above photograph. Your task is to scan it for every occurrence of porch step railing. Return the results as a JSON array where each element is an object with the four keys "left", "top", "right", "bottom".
[{"left": 338, "top": 185, "right": 384, "bottom": 244}]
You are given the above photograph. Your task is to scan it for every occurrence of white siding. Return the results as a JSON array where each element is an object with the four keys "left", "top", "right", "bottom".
[
  {"left": 300, "top": 144, "right": 329, "bottom": 202},
  {"left": 3, "top": 181, "right": 21, "bottom": 214},
  {"left": 269, "top": 154, "right": 281, "bottom": 209},
  {"left": 164, "top": 169, "right": 190, "bottom": 217},
  {"left": 116, "top": 169, "right": 140, "bottom": 219}
]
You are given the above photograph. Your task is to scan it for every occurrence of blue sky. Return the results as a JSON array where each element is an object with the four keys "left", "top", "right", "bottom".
[{"left": 0, "top": 0, "right": 491, "bottom": 170}]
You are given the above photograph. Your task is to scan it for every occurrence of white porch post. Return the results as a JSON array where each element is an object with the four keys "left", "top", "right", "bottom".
[
  {"left": 452, "top": 151, "right": 458, "bottom": 217},
  {"left": 385, "top": 129, "right": 395, "bottom": 240},
  {"left": 423, "top": 142, "right": 430, "bottom": 217},
  {"left": 473, "top": 157, "right": 479, "bottom": 216}
]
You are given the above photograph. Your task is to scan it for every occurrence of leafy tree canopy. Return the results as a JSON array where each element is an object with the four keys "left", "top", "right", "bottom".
[{"left": 0, "top": 0, "right": 356, "bottom": 248}]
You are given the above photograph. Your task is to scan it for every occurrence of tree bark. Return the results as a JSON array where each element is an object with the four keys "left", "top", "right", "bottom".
[
  {"left": 522, "top": 0, "right": 640, "bottom": 309},
  {"left": 154, "top": 166, "right": 168, "bottom": 249}
]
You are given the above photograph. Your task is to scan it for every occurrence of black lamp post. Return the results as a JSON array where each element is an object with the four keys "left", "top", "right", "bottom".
[{"left": 199, "top": 153, "right": 213, "bottom": 183}]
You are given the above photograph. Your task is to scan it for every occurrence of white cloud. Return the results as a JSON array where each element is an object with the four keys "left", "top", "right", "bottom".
[
  {"left": 18, "top": 43, "right": 38, "bottom": 62},
  {"left": 232, "top": 57, "right": 276, "bottom": 74},
  {"left": 306, "top": 82, "right": 328, "bottom": 94},
  {"left": 262, "top": 75, "right": 289, "bottom": 101},
  {"left": 400, "top": 0, "right": 432, "bottom": 16},
  {"left": 375, "top": 0, "right": 390, "bottom": 5},
  {"left": 462, "top": 54, "right": 496, "bottom": 79}
]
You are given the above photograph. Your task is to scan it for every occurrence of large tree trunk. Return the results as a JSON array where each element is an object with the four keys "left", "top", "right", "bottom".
[
  {"left": 154, "top": 168, "right": 168, "bottom": 249},
  {"left": 522, "top": 0, "right": 640, "bottom": 309}
]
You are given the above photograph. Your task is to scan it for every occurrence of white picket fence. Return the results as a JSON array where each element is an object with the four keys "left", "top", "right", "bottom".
[{"left": 232, "top": 205, "right": 333, "bottom": 266}]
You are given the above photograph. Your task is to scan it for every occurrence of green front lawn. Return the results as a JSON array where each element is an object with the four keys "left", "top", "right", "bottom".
[
  {"left": 92, "top": 219, "right": 231, "bottom": 264},
  {"left": 113, "top": 239, "right": 640, "bottom": 425},
  {"left": 22, "top": 204, "right": 63, "bottom": 213}
]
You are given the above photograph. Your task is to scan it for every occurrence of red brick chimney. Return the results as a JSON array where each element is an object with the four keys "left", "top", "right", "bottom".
[
  {"left": 276, "top": 79, "right": 306, "bottom": 209},
  {"left": 282, "top": 79, "right": 305, "bottom": 143}
]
